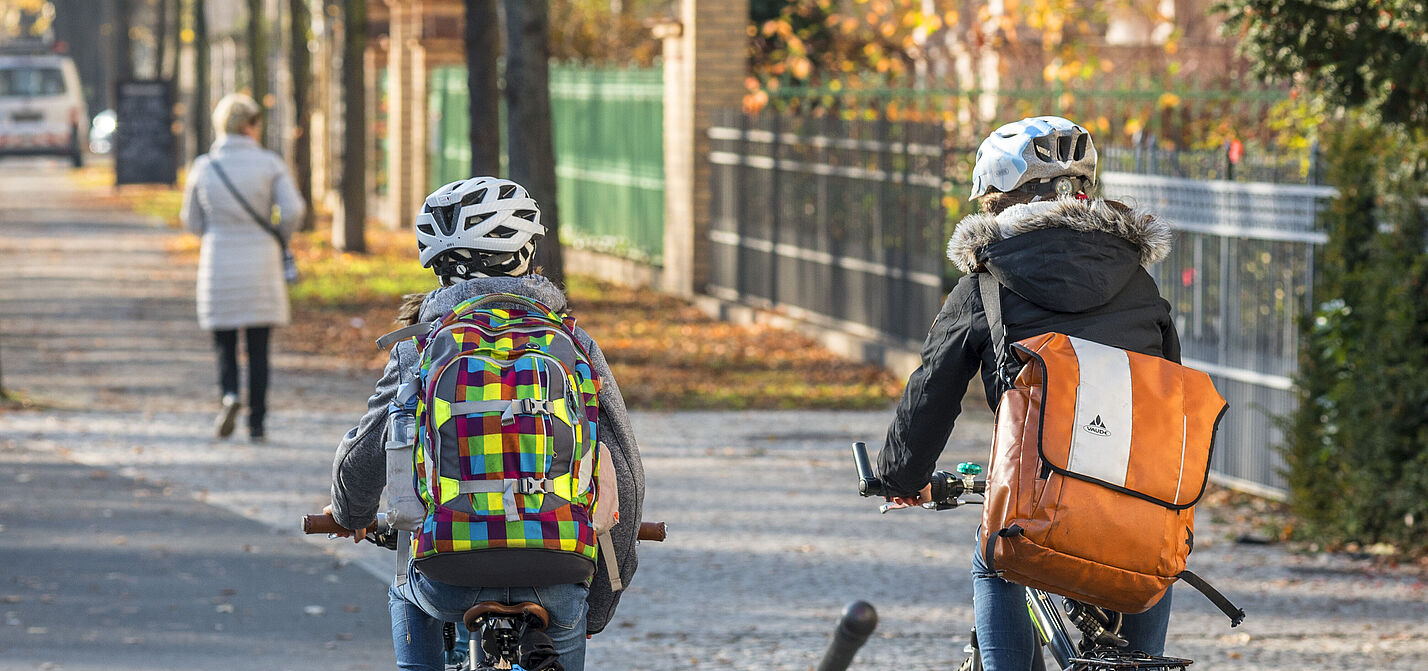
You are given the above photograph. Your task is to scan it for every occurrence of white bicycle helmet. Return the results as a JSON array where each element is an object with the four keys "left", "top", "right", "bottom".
[
  {"left": 415, "top": 177, "right": 545, "bottom": 279},
  {"left": 969, "top": 116, "right": 1097, "bottom": 200}
]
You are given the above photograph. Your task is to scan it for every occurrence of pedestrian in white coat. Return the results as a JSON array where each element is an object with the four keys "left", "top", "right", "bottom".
[{"left": 180, "top": 93, "right": 306, "bottom": 441}]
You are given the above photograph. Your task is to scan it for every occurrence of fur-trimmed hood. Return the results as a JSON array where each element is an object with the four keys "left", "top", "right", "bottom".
[
  {"left": 947, "top": 198, "right": 1170, "bottom": 274},
  {"left": 949, "top": 198, "right": 1172, "bottom": 314}
]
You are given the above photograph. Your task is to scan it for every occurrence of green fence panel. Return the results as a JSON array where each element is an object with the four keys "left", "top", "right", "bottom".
[
  {"left": 428, "top": 66, "right": 472, "bottom": 193},
  {"left": 550, "top": 64, "right": 664, "bottom": 264},
  {"left": 425, "top": 63, "right": 664, "bottom": 264}
]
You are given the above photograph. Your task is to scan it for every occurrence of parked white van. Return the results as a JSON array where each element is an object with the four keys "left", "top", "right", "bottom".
[{"left": 0, "top": 50, "right": 87, "bottom": 167}]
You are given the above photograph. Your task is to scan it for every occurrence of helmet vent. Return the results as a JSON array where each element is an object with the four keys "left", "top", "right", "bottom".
[
  {"left": 417, "top": 222, "right": 436, "bottom": 235},
  {"left": 1057, "top": 135, "right": 1073, "bottom": 161},
  {"left": 469, "top": 188, "right": 487, "bottom": 204},
  {"left": 487, "top": 226, "right": 520, "bottom": 239},
  {"left": 1032, "top": 138, "right": 1053, "bottom": 161},
  {"left": 514, "top": 209, "right": 538, "bottom": 222},
  {"left": 1074, "top": 134, "right": 1089, "bottom": 160},
  {"left": 462, "top": 212, "right": 494, "bottom": 230},
  {"left": 499, "top": 185, "right": 518, "bottom": 199}
]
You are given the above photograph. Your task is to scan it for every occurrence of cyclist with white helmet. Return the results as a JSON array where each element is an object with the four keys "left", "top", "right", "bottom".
[
  {"left": 324, "top": 177, "right": 645, "bottom": 671},
  {"left": 877, "top": 117, "right": 1180, "bottom": 670}
]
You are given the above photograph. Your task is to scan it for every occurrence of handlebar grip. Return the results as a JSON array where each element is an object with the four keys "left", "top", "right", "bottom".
[
  {"left": 637, "top": 521, "right": 667, "bottom": 542},
  {"left": 815, "top": 601, "right": 879, "bottom": 671},
  {"left": 302, "top": 513, "right": 345, "bottom": 535},
  {"left": 851, "top": 442, "right": 883, "bottom": 497}
]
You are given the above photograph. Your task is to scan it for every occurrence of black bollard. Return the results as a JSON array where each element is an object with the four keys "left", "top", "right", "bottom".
[{"left": 816, "top": 601, "right": 878, "bottom": 671}]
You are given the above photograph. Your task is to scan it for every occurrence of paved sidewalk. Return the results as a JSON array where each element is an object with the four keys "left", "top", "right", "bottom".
[
  {"left": 0, "top": 442, "right": 393, "bottom": 671},
  {"left": 2, "top": 160, "right": 1426, "bottom": 669}
]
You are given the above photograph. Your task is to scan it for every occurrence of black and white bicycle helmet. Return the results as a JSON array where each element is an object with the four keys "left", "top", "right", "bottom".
[
  {"left": 415, "top": 177, "right": 545, "bottom": 279},
  {"left": 969, "top": 116, "right": 1097, "bottom": 200}
]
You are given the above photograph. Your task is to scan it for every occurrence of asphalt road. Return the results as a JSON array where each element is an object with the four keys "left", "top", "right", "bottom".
[{"left": 0, "top": 442, "right": 394, "bottom": 671}]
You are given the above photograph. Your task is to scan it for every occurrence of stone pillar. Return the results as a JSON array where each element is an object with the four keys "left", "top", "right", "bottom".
[
  {"left": 384, "top": 1, "right": 414, "bottom": 230},
  {"left": 381, "top": 0, "right": 463, "bottom": 230},
  {"left": 659, "top": 0, "right": 748, "bottom": 297}
]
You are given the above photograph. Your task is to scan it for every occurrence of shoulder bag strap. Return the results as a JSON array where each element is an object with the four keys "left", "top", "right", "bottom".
[
  {"left": 977, "top": 272, "right": 1007, "bottom": 356},
  {"left": 977, "top": 272, "right": 1017, "bottom": 395},
  {"left": 208, "top": 159, "right": 286, "bottom": 249}
]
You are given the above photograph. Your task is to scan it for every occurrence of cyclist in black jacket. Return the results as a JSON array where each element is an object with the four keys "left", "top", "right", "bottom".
[{"left": 878, "top": 117, "right": 1179, "bottom": 671}]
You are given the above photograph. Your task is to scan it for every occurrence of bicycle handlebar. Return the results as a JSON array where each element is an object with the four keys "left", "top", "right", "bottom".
[
  {"left": 851, "top": 442, "right": 986, "bottom": 511},
  {"left": 301, "top": 513, "right": 668, "bottom": 542}
]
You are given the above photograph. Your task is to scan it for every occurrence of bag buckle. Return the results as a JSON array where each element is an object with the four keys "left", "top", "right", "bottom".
[
  {"left": 516, "top": 477, "right": 553, "bottom": 495},
  {"left": 501, "top": 399, "right": 554, "bottom": 425}
]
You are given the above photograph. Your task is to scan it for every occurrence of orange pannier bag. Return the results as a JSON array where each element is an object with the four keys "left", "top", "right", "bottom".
[{"left": 978, "top": 328, "right": 1244, "bottom": 625}]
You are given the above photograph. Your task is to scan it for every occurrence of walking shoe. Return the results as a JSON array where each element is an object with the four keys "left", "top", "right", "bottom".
[
  {"left": 214, "top": 394, "right": 240, "bottom": 439},
  {"left": 249, "top": 430, "right": 266, "bottom": 444}
]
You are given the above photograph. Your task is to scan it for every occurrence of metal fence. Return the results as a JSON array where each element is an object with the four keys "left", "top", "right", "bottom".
[
  {"left": 426, "top": 63, "right": 665, "bottom": 263},
  {"left": 708, "top": 110, "right": 951, "bottom": 347},
  {"left": 1101, "top": 174, "right": 1332, "bottom": 496},
  {"left": 709, "top": 109, "right": 1330, "bottom": 497}
]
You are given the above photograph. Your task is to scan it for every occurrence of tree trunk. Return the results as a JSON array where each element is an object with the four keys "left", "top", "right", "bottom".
[
  {"left": 503, "top": 0, "right": 562, "bottom": 285},
  {"left": 154, "top": 0, "right": 168, "bottom": 80},
  {"left": 336, "top": 0, "right": 367, "bottom": 253},
  {"left": 245, "top": 0, "right": 266, "bottom": 111},
  {"left": 192, "top": 0, "right": 211, "bottom": 153},
  {"left": 290, "top": 0, "right": 315, "bottom": 230},
  {"left": 465, "top": 0, "right": 501, "bottom": 176},
  {"left": 114, "top": 0, "right": 133, "bottom": 83}
]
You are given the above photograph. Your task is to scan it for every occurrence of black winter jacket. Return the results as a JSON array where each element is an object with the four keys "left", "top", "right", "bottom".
[{"left": 879, "top": 198, "right": 1182, "bottom": 497}]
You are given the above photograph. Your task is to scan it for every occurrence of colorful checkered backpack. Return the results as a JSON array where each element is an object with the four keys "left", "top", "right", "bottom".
[{"left": 377, "top": 293, "right": 606, "bottom": 588}]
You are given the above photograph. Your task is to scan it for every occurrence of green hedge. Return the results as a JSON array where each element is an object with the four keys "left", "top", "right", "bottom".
[{"left": 1284, "top": 119, "right": 1428, "bottom": 552}]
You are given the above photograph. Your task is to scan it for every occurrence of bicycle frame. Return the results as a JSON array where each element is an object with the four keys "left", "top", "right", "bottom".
[{"left": 1027, "top": 587, "right": 1078, "bottom": 668}]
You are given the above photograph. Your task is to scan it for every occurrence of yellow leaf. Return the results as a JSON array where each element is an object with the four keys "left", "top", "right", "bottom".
[
  {"left": 1157, "top": 93, "right": 1181, "bottom": 109},
  {"left": 792, "top": 57, "right": 812, "bottom": 80}
]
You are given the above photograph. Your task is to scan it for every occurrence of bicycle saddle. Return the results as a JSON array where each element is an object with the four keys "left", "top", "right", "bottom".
[{"left": 463, "top": 601, "right": 551, "bottom": 631}]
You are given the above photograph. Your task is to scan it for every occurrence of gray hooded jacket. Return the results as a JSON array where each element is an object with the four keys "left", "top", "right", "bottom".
[{"left": 328, "top": 274, "right": 645, "bottom": 635}]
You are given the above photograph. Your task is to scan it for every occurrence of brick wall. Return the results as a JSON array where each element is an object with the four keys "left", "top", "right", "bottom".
[{"left": 662, "top": 0, "right": 749, "bottom": 296}]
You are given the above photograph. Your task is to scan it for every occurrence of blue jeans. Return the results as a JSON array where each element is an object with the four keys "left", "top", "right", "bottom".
[
  {"left": 971, "top": 541, "right": 1172, "bottom": 671},
  {"left": 388, "top": 562, "right": 589, "bottom": 671}
]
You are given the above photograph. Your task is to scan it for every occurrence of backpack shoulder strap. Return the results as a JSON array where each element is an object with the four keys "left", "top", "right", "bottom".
[{"left": 375, "top": 323, "right": 429, "bottom": 350}]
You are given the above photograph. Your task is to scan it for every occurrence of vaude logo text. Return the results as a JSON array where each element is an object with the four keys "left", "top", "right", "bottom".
[{"left": 1082, "top": 415, "right": 1111, "bottom": 437}]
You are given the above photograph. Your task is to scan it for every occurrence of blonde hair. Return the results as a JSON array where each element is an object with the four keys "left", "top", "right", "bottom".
[{"left": 212, "top": 93, "right": 263, "bottom": 136}]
